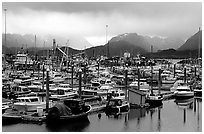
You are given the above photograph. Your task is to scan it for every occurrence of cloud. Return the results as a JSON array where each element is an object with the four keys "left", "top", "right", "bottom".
[{"left": 2, "top": 2, "right": 202, "bottom": 47}]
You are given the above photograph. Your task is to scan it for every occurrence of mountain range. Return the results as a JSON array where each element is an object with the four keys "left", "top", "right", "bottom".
[{"left": 2, "top": 30, "right": 202, "bottom": 58}]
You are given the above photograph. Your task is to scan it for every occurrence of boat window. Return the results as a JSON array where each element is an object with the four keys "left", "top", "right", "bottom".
[
  {"left": 120, "top": 93, "right": 125, "bottom": 96},
  {"left": 57, "top": 89, "right": 65, "bottom": 95},
  {"left": 30, "top": 98, "right": 39, "bottom": 102},
  {"left": 23, "top": 88, "right": 29, "bottom": 92},
  {"left": 65, "top": 89, "right": 72, "bottom": 93},
  {"left": 177, "top": 89, "right": 190, "bottom": 91},
  {"left": 25, "top": 99, "right": 30, "bottom": 102},
  {"left": 117, "top": 100, "right": 122, "bottom": 106},
  {"left": 109, "top": 101, "right": 116, "bottom": 106}
]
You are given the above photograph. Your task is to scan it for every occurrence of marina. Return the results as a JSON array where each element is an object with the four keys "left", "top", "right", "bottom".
[
  {"left": 2, "top": 98, "right": 202, "bottom": 132},
  {"left": 2, "top": 2, "right": 202, "bottom": 132}
]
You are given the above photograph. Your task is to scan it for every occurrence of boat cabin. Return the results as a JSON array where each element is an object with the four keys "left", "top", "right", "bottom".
[
  {"left": 63, "top": 99, "right": 86, "bottom": 114},
  {"left": 15, "top": 96, "right": 40, "bottom": 103}
]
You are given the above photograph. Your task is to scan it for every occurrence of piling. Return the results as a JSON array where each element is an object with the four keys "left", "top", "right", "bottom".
[
  {"left": 97, "top": 61, "right": 100, "bottom": 78},
  {"left": 158, "top": 68, "right": 161, "bottom": 95},
  {"left": 125, "top": 68, "right": 128, "bottom": 101},
  {"left": 42, "top": 63, "right": 45, "bottom": 93},
  {"left": 184, "top": 67, "right": 186, "bottom": 83},
  {"left": 173, "top": 64, "right": 176, "bottom": 78},
  {"left": 25, "top": 56, "right": 27, "bottom": 72},
  {"left": 194, "top": 66, "right": 197, "bottom": 77},
  {"left": 71, "top": 65, "right": 74, "bottom": 90},
  {"left": 150, "top": 65, "right": 153, "bottom": 95},
  {"left": 46, "top": 69, "right": 49, "bottom": 113},
  {"left": 138, "top": 68, "right": 140, "bottom": 90},
  {"left": 84, "top": 65, "right": 87, "bottom": 85},
  {"left": 38, "top": 62, "right": 40, "bottom": 80},
  {"left": 79, "top": 69, "right": 82, "bottom": 99}
]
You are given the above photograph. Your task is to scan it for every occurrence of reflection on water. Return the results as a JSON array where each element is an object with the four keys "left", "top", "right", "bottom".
[
  {"left": 45, "top": 119, "right": 90, "bottom": 132},
  {"left": 2, "top": 98, "right": 202, "bottom": 132},
  {"left": 121, "top": 97, "right": 201, "bottom": 132}
]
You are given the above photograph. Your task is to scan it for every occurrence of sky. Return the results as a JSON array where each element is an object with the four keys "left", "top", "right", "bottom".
[{"left": 2, "top": 2, "right": 202, "bottom": 49}]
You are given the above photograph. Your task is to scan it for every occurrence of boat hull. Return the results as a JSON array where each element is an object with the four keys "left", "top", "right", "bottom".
[
  {"left": 46, "top": 105, "right": 91, "bottom": 124},
  {"left": 194, "top": 90, "right": 202, "bottom": 97},
  {"left": 13, "top": 102, "right": 53, "bottom": 112},
  {"left": 105, "top": 103, "right": 130, "bottom": 115},
  {"left": 2, "top": 114, "right": 22, "bottom": 125},
  {"left": 145, "top": 98, "right": 163, "bottom": 107},
  {"left": 174, "top": 92, "right": 194, "bottom": 100}
]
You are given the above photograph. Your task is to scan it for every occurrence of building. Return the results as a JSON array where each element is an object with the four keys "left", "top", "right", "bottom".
[{"left": 128, "top": 89, "right": 146, "bottom": 107}]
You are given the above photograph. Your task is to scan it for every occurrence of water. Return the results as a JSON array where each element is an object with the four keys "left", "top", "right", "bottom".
[{"left": 2, "top": 97, "right": 202, "bottom": 132}]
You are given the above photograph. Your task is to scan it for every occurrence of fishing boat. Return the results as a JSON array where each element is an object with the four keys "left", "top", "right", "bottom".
[
  {"left": 193, "top": 81, "right": 202, "bottom": 97},
  {"left": 105, "top": 97, "right": 130, "bottom": 115},
  {"left": 49, "top": 84, "right": 78, "bottom": 100},
  {"left": 14, "top": 50, "right": 34, "bottom": 69},
  {"left": 12, "top": 85, "right": 31, "bottom": 96},
  {"left": 145, "top": 93, "right": 163, "bottom": 107},
  {"left": 46, "top": 99, "right": 91, "bottom": 123},
  {"left": 13, "top": 96, "right": 53, "bottom": 112},
  {"left": 174, "top": 85, "right": 194, "bottom": 100},
  {"left": 2, "top": 112, "right": 22, "bottom": 125},
  {"left": 145, "top": 68, "right": 163, "bottom": 107}
]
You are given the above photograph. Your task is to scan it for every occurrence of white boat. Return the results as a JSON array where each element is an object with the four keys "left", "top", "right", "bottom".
[
  {"left": 12, "top": 85, "right": 31, "bottom": 95},
  {"left": 129, "top": 80, "right": 149, "bottom": 89},
  {"left": 170, "top": 80, "right": 185, "bottom": 92},
  {"left": 14, "top": 53, "right": 33, "bottom": 66},
  {"left": 13, "top": 96, "right": 53, "bottom": 112},
  {"left": 50, "top": 84, "right": 78, "bottom": 99},
  {"left": 107, "top": 88, "right": 126, "bottom": 100},
  {"left": 174, "top": 85, "right": 194, "bottom": 99}
]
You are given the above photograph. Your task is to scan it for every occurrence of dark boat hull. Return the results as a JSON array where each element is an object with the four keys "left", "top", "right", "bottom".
[
  {"left": 105, "top": 103, "right": 130, "bottom": 115},
  {"left": 2, "top": 114, "right": 22, "bottom": 125},
  {"left": 194, "top": 91, "right": 202, "bottom": 97},
  {"left": 145, "top": 99, "right": 163, "bottom": 107},
  {"left": 46, "top": 105, "right": 91, "bottom": 124}
]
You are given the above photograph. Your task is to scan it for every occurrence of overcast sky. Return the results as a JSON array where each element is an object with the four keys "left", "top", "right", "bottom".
[{"left": 2, "top": 2, "right": 202, "bottom": 48}]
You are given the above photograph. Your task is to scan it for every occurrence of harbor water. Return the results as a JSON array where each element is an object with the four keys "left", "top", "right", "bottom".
[{"left": 2, "top": 97, "right": 202, "bottom": 132}]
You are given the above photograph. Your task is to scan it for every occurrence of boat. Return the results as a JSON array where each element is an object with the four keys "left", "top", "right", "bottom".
[
  {"left": 145, "top": 67, "right": 163, "bottom": 107},
  {"left": 174, "top": 85, "right": 194, "bottom": 100},
  {"left": 129, "top": 80, "right": 150, "bottom": 89},
  {"left": 145, "top": 93, "right": 163, "bottom": 107},
  {"left": 49, "top": 84, "right": 78, "bottom": 100},
  {"left": 2, "top": 98, "right": 12, "bottom": 114},
  {"left": 193, "top": 81, "right": 202, "bottom": 97},
  {"left": 175, "top": 97, "right": 194, "bottom": 107},
  {"left": 170, "top": 80, "right": 186, "bottom": 92},
  {"left": 46, "top": 98, "right": 92, "bottom": 123},
  {"left": 13, "top": 96, "right": 53, "bottom": 112},
  {"left": 11, "top": 85, "right": 31, "bottom": 96},
  {"left": 13, "top": 50, "right": 34, "bottom": 69},
  {"left": 105, "top": 97, "right": 130, "bottom": 115},
  {"left": 194, "top": 87, "right": 202, "bottom": 97},
  {"left": 2, "top": 112, "right": 22, "bottom": 125}
]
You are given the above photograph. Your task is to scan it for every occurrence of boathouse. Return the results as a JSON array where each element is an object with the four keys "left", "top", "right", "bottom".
[{"left": 128, "top": 89, "right": 146, "bottom": 107}]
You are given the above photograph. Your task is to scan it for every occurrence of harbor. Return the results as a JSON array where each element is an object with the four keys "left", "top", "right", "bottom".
[
  {"left": 2, "top": 49, "right": 202, "bottom": 131},
  {"left": 2, "top": 2, "right": 202, "bottom": 132},
  {"left": 2, "top": 98, "right": 202, "bottom": 132}
]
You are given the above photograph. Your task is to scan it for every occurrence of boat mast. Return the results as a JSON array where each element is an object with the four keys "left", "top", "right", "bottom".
[
  {"left": 150, "top": 45, "right": 153, "bottom": 95},
  {"left": 198, "top": 27, "right": 201, "bottom": 65},
  {"left": 35, "top": 35, "right": 36, "bottom": 60}
]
